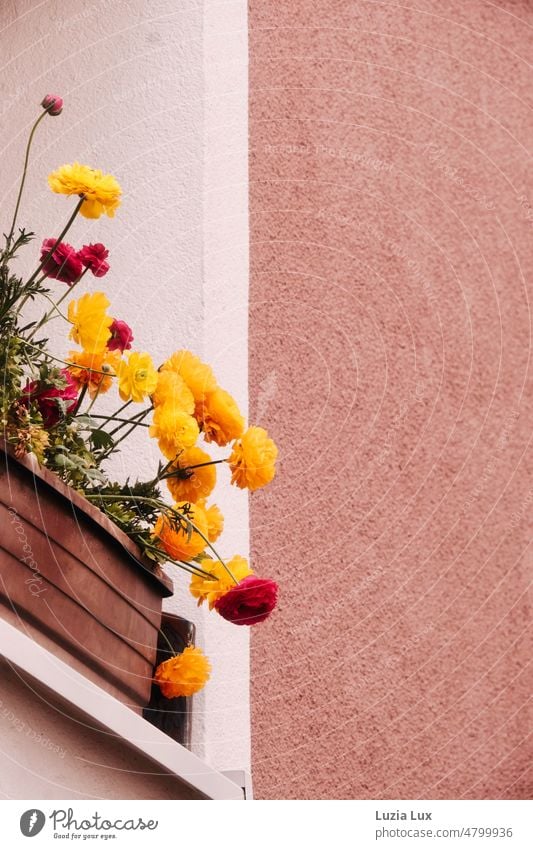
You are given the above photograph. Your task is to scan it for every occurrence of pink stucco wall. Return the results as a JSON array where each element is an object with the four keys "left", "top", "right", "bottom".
[{"left": 248, "top": 1, "right": 532, "bottom": 799}]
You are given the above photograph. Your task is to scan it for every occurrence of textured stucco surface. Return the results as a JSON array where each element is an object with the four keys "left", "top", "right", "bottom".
[
  {"left": 248, "top": 1, "right": 532, "bottom": 799},
  {"left": 0, "top": 0, "right": 250, "bottom": 782}
]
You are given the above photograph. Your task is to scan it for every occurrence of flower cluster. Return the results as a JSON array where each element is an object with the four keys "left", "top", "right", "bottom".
[{"left": 0, "top": 95, "right": 279, "bottom": 702}]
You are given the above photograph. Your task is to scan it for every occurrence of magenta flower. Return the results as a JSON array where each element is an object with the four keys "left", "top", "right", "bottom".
[
  {"left": 41, "top": 94, "right": 63, "bottom": 116},
  {"left": 107, "top": 319, "right": 133, "bottom": 353},
  {"left": 40, "top": 238, "right": 83, "bottom": 285},
  {"left": 214, "top": 575, "right": 279, "bottom": 626},
  {"left": 21, "top": 369, "right": 78, "bottom": 428},
  {"left": 79, "top": 243, "right": 110, "bottom": 277}
]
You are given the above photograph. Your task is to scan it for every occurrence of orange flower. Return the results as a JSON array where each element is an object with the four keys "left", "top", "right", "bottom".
[
  {"left": 152, "top": 370, "right": 194, "bottom": 412},
  {"left": 161, "top": 350, "right": 217, "bottom": 403},
  {"left": 149, "top": 404, "right": 199, "bottom": 460},
  {"left": 195, "top": 387, "right": 244, "bottom": 447},
  {"left": 189, "top": 555, "right": 252, "bottom": 609},
  {"left": 153, "top": 501, "right": 209, "bottom": 562},
  {"left": 228, "top": 426, "right": 278, "bottom": 491},
  {"left": 197, "top": 499, "right": 224, "bottom": 542},
  {"left": 165, "top": 446, "right": 217, "bottom": 503},
  {"left": 154, "top": 646, "right": 211, "bottom": 698},
  {"left": 67, "top": 350, "right": 120, "bottom": 398}
]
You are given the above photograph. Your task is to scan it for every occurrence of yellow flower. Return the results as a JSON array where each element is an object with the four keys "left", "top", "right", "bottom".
[
  {"left": 154, "top": 646, "right": 211, "bottom": 698},
  {"left": 152, "top": 370, "right": 194, "bottom": 413},
  {"left": 48, "top": 162, "right": 122, "bottom": 219},
  {"left": 149, "top": 404, "right": 200, "bottom": 459},
  {"left": 165, "top": 446, "right": 216, "bottom": 502},
  {"left": 27, "top": 426, "right": 49, "bottom": 463},
  {"left": 153, "top": 501, "right": 209, "bottom": 561},
  {"left": 68, "top": 292, "right": 112, "bottom": 353},
  {"left": 117, "top": 351, "right": 158, "bottom": 403},
  {"left": 161, "top": 350, "right": 217, "bottom": 402},
  {"left": 196, "top": 387, "right": 245, "bottom": 447},
  {"left": 67, "top": 350, "right": 120, "bottom": 398},
  {"left": 190, "top": 555, "right": 252, "bottom": 610},
  {"left": 228, "top": 426, "right": 278, "bottom": 491},
  {"left": 203, "top": 501, "right": 224, "bottom": 542}
]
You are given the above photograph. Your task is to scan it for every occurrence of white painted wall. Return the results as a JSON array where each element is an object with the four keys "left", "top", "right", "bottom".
[{"left": 0, "top": 0, "right": 250, "bottom": 780}]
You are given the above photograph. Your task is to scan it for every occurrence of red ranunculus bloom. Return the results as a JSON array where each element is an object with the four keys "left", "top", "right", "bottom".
[
  {"left": 107, "top": 318, "right": 133, "bottom": 353},
  {"left": 79, "top": 242, "right": 110, "bottom": 277},
  {"left": 41, "top": 94, "right": 63, "bottom": 116},
  {"left": 21, "top": 369, "right": 78, "bottom": 428},
  {"left": 40, "top": 238, "right": 83, "bottom": 285},
  {"left": 214, "top": 575, "right": 278, "bottom": 625}
]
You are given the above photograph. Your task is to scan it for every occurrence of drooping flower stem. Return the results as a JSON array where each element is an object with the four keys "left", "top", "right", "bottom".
[
  {"left": 158, "top": 627, "right": 176, "bottom": 656},
  {"left": 25, "top": 197, "right": 84, "bottom": 287},
  {"left": 4, "top": 111, "right": 48, "bottom": 260},
  {"left": 14, "top": 338, "right": 113, "bottom": 376},
  {"left": 28, "top": 267, "right": 89, "bottom": 340},
  {"left": 163, "top": 457, "right": 229, "bottom": 480},
  {"left": 98, "top": 408, "right": 152, "bottom": 460},
  {"left": 83, "top": 493, "right": 238, "bottom": 584},
  {"left": 96, "top": 399, "right": 132, "bottom": 433},
  {"left": 83, "top": 414, "right": 150, "bottom": 427},
  {"left": 71, "top": 383, "right": 88, "bottom": 416}
]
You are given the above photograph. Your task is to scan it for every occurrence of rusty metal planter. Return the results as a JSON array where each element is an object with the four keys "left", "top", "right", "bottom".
[{"left": 0, "top": 441, "right": 173, "bottom": 714}]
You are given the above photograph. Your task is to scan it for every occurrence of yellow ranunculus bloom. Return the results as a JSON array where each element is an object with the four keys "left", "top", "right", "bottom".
[
  {"left": 67, "top": 350, "right": 120, "bottom": 398},
  {"left": 154, "top": 646, "right": 211, "bottom": 698},
  {"left": 117, "top": 351, "right": 158, "bottom": 403},
  {"left": 48, "top": 162, "right": 122, "bottom": 219},
  {"left": 189, "top": 555, "right": 252, "bottom": 610},
  {"left": 152, "top": 370, "right": 194, "bottom": 413},
  {"left": 228, "top": 425, "right": 278, "bottom": 491},
  {"left": 196, "top": 387, "right": 245, "bottom": 447},
  {"left": 67, "top": 292, "right": 112, "bottom": 353},
  {"left": 165, "top": 446, "right": 216, "bottom": 503},
  {"left": 153, "top": 501, "right": 209, "bottom": 561},
  {"left": 161, "top": 350, "right": 217, "bottom": 402},
  {"left": 149, "top": 404, "right": 199, "bottom": 459},
  {"left": 201, "top": 500, "right": 224, "bottom": 542}
]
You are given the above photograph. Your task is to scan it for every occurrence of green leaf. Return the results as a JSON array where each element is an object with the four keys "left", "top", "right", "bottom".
[{"left": 90, "top": 429, "right": 115, "bottom": 450}]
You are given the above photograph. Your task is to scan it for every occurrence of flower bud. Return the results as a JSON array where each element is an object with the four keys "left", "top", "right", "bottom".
[{"left": 41, "top": 94, "right": 63, "bottom": 116}]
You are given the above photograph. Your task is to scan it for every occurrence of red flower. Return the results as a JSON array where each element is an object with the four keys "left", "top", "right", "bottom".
[
  {"left": 40, "top": 238, "right": 83, "bottom": 285},
  {"left": 41, "top": 94, "right": 63, "bottom": 116},
  {"left": 21, "top": 369, "right": 78, "bottom": 428},
  {"left": 79, "top": 243, "right": 110, "bottom": 277},
  {"left": 214, "top": 575, "right": 278, "bottom": 626},
  {"left": 107, "top": 318, "right": 133, "bottom": 352}
]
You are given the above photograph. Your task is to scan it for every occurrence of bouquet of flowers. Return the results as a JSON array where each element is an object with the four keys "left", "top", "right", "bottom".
[{"left": 0, "top": 95, "right": 279, "bottom": 699}]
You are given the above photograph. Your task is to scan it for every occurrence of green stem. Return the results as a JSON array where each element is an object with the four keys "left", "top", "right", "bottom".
[
  {"left": 71, "top": 383, "right": 88, "bottom": 416},
  {"left": 158, "top": 628, "right": 176, "bottom": 656},
  {"left": 27, "top": 267, "right": 89, "bottom": 341},
  {"left": 79, "top": 414, "right": 150, "bottom": 427},
  {"left": 98, "top": 408, "right": 152, "bottom": 459},
  {"left": 161, "top": 458, "right": 227, "bottom": 480},
  {"left": 97, "top": 399, "right": 132, "bottom": 433},
  {"left": 82, "top": 493, "right": 238, "bottom": 584},
  {"left": 24, "top": 197, "right": 84, "bottom": 287},
  {"left": 4, "top": 111, "right": 48, "bottom": 260},
  {"left": 15, "top": 339, "right": 114, "bottom": 376}
]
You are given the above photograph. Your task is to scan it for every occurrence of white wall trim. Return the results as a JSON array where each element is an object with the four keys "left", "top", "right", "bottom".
[{"left": 0, "top": 619, "right": 244, "bottom": 800}]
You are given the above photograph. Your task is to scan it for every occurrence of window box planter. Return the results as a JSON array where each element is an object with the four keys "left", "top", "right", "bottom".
[{"left": 0, "top": 440, "right": 173, "bottom": 714}]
